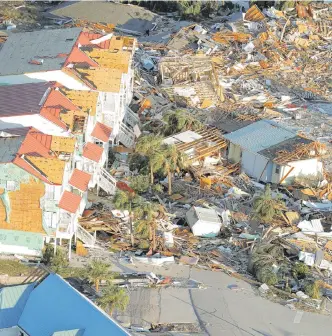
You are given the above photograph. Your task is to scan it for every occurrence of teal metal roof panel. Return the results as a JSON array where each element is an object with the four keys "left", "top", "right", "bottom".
[
  {"left": 0, "top": 229, "right": 44, "bottom": 251},
  {"left": 223, "top": 120, "right": 296, "bottom": 153},
  {"left": 19, "top": 274, "right": 130, "bottom": 336},
  {"left": 0, "top": 283, "right": 35, "bottom": 329},
  {"left": 52, "top": 329, "right": 85, "bottom": 336}
]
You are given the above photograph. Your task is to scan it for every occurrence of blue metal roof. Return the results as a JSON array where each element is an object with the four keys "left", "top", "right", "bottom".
[
  {"left": 18, "top": 274, "right": 130, "bottom": 336},
  {"left": 223, "top": 120, "right": 296, "bottom": 153},
  {"left": 0, "top": 283, "right": 34, "bottom": 329}
]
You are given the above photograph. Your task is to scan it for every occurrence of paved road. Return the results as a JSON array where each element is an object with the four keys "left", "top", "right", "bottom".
[{"left": 111, "top": 259, "right": 332, "bottom": 336}]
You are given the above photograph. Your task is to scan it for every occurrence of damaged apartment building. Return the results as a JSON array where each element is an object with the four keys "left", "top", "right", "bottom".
[{"left": 0, "top": 28, "right": 137, "bottom": 257}]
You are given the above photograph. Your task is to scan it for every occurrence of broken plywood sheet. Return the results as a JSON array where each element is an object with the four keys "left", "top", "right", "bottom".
[{"left": 0, "top": 179, "right": 45, "bottom": 233}]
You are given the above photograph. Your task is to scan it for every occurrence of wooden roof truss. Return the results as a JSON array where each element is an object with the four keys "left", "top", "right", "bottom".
[
  {"left": 274, "top": 141, "right": 327, "bottom": 165},
  {"left": 175, "top": 128, "right": 227, "bottom": 162}
]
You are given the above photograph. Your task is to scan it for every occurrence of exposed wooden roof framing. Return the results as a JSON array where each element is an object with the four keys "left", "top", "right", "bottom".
[
  {"left": 274, "top": 141, "right": 327, "bottom": 165},
  {"left": 175, "top": 128, "right": 227, "bottom": 162}
]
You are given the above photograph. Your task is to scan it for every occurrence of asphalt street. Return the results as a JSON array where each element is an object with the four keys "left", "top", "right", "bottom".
[{"left": 112, "top": 259, "right": 332, "bottom": 336}]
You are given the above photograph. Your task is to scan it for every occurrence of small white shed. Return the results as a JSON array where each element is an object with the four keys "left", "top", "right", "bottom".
[{"left": 186, "top": 206, "right": 222, "bottom": 237}]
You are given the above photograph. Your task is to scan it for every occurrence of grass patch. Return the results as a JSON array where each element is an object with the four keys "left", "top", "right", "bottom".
[
  {"left": 0, "top": 260, "right": 32, "bottom": 276},
  {"left": 57, "top": 266, "right": 86, "bottom": 279}
]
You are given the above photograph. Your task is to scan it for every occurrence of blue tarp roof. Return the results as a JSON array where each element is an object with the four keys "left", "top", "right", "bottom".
[
  {"left": 18, "top": 274, "right": 130, "bottom": 336},
  {"left": 0, "top": 283, "right": 34, "bottom": 329},
  {"left": 223, "top": 120, "right": 296, "bottom": 153}
]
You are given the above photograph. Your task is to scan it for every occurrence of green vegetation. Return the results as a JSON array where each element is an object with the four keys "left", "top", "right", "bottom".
[
  {"left": 87, "top": 259, "right": 112, "bottom": 292},
  {"left": 97, "top": 281, "right": 129, "bottom": 314},
  {"left": 162, "top": 110, "right": 203, "bottom": 136},
  {"left": 161, "top": 144, "right": 188, "bottom": 195},
  {"left": 135, "top": 135, "right": 164, "bottom": 184},
  {"left": 252, "top": 184, "right": 286, "bottom": 223},
  {"left": 42, "top": 244, "right": 69, "bottom": 273},
  {"left": 0, "top": 259, "right": 31, "bottom": 276},
  {"left": 304, "top": 281, "right": 322, "bottom": 299},
  {"left": 292, "top": 263, "right": 310, "bottom": 279},
  {"left": 129, "top": 175, "right": 150, "bottom": 193},
  {"left": 256, "top": 267, "right": 278, "bottom": 285}
]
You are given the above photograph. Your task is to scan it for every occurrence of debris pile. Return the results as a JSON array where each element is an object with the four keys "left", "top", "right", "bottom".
[{"left": 64, "top": 2, "right": 332, "bottom": 311}]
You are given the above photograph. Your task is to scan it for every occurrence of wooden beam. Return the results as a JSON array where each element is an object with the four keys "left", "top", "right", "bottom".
[{"left": 279, "top": 166, "right": 295, "bottom": 184}]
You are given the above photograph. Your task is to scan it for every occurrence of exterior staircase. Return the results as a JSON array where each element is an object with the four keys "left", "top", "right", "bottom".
[
  {"left": 117, "top": 123, "right": 136, "bottom": 148},
  {"left": 124, "top": 107, "right": 140, "bottom": 128},
  {"left": 76, "top": 224, "right": 96, "bottom": 247},
  {"left": 98, "top": 167, "right": 117, "bottom": 195}
]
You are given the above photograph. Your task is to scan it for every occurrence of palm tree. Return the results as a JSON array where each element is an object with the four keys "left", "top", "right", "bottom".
[
  {"left": 162, "top": 110, "right": 203, "bottom": 136},
  {"left": 135, "top": 201, "right": 162, "bottom": 251},
  {"left": 252, "top": 184, "right": 286, "bottom": 223},
  {"left": 113, "top": 190, "right": 143, "bottom": 247},
  {"left": 87, "top": 259, "right": 111, "bottom": 292},
  {"left": 135, "top": 135, "right": 163, "bottom": 184},
  {"left": 96, "top": 282, "right": 129, "bottom": 315},
  {"left": 161, "top": 144, "right": 188, "bottom": 195}
]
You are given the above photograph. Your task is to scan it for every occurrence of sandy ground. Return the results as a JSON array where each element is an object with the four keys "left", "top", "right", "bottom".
[{"left": 51, "top": 2, "right": 156, "bottom": 33}]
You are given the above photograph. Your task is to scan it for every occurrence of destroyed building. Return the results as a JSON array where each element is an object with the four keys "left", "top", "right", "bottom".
[
  {"left": 186, "top": 206, "right": 222, "bottom": 237},
  {"left": 0, "top": 28, "right": 137, "bottom": 258},
  {"left": 224, "top": 120, "right": 326, "bottom": 185},
  {"left": 0, "top": 28, "right": 137, "bottom": 143}
]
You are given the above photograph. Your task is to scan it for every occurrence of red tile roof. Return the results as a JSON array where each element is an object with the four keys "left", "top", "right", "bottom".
[
  {"left": 82, "top": 142, "right": 103, "bottom": 163},
  {"left": 69, "top": 169, "right": 91, "bottom": 192},
  {"left": 44, "top": 89, "right": 79, "bottom": 111},
  {"left": 82, "top": 32, "right": 110, "bottom": 49},
  {"left": 91, "top": 122, "right": 112, "bottom": 142},
  {"left": 40, "top": 107, "right": 67, "bottom": 130},
  {"left": 18, "top": 128, "right": 52, "bottom": 158},
  {"left": 58, "top": 191, "right": 82, "bottom": 214},
  {"left": 64, "top": 46, "right": 98, "bottom": 67}
]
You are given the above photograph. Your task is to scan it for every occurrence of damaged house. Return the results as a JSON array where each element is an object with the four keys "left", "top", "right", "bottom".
[
  {"left": 0, "top": 127, "right": 89, "bottom": 257},
  {"left": 224, "top": 120, "right": 325, "bottom": 185},
  {"left": 163, "top": 128, "right": 227, "bottom": 166},
  {"left": 0, "top": 28, "right": 137, "bottom": 147}
]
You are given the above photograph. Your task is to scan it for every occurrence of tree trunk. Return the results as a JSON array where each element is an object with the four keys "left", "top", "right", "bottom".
[
  {"left": 152, "top": 223, "right": 156, "bottom": 251},
  {"left": 95, "top": 279, "right": 99, "bottom": 292},
  {"left": 168, "top": 169, "right": 172, "bottom": 196},
  {"left": 150, "top": 164, "right": 154, "bottom": 184},
  {"left": 130, "top": 213, "right": 134, "bottom": 247}
]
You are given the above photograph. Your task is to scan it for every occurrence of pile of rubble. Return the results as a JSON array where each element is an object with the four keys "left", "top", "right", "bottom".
[{"left": 72, "top": 3, "right": 332, "bottom": 311}]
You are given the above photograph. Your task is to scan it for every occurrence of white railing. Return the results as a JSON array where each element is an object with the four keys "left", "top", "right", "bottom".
[
  {"left": 117, "top": 123, "right": 136, "bottom": 148},
  {"left": 98, "top": 167, "right": 117, "bottom": 195},
  {"left": 77, "top": 224, "right": 96, "bottom": 246},
  {"left": 124, "top": 107, "right": 140, "bottom": 128}
]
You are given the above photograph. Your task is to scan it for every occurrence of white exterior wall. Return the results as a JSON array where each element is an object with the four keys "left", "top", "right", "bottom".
[
  {"left": 241, "top": 151, "right": 269, "bottom": 181},
  {"left": 0, "top": 70, "right": 90, "bottom": 90},
  {"left": 279, "top": 158, "right": 323, "bottom": 185},
  {"left": 0, "top": 244, "right": 42, "bottom": 257},
  {"left": 0, "top": 327, "right": 22, "bottom": 336},
  {"left": 0, "top": 114, "right": 69, "bottom": 137},
  {"left": 228, "top": 143, "right": 241, "bottom": 163}
]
